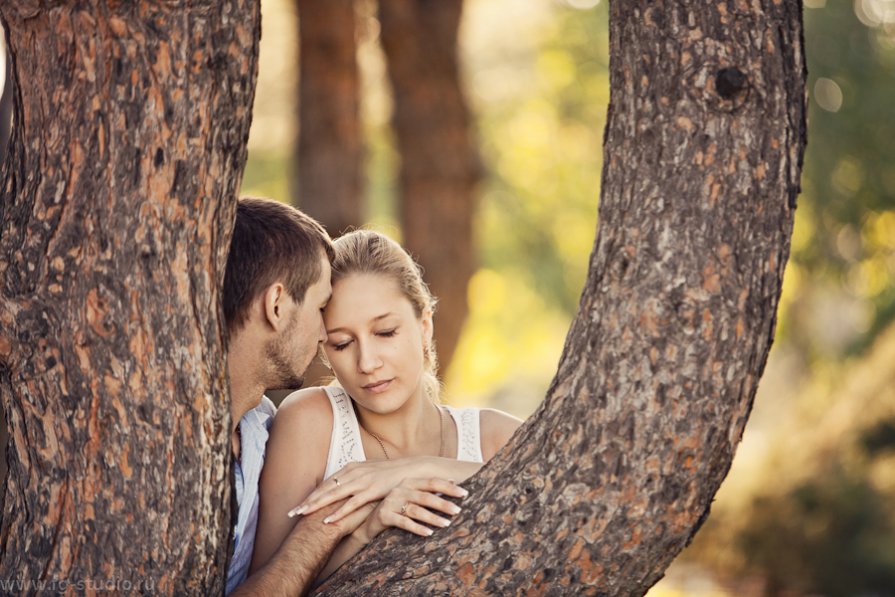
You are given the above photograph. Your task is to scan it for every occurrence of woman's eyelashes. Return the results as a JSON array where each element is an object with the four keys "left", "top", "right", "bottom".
[
  {"left": 328, "top": 328, "right": 399, "bottom": 352},
  {"left": 330, "top": 340, "right": 352, "bottom": 352}
]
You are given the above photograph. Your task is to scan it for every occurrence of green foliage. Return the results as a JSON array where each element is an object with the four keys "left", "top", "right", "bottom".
[
  {"left": 477, "top": 3, "right": 607, "bottom": 315},
  {"left": 782, "top": 2, "right": 895, "bottom": 360},
  {"left": 737, "top": 454, "right": 895, "bottom": 596},
  {"left": 447, "top": 2, "right": 609, "bottom": 409},
  {"left": 680, "top": 320, "right": 895, "bottom": 596}
]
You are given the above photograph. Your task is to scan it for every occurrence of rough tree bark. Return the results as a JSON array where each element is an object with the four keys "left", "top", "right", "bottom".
[
  {"left": 318, "top": 2, "right": 806, "bottom": 594},
  {"left": 0, "top": 39, "right": 11, "bottom": 485},
  {"left": 293, "top": 0, "right": 363, "bottom": 237},
  {"left": 0, "top": 3, "right": 260, "bottom": 592},
  {"left": 378, "top": 0, "right": 482, "bottom": 371}
]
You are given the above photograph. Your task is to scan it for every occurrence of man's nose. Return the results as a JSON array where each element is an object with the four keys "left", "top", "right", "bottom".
[{"left": 317, "top": 318, "right": 326, "bottom": 343}]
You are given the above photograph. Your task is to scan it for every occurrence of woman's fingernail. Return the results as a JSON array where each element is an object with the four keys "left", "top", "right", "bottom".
[
  {"left": 439, "top": 518, "right": 451, "bottom": 527},
  {"left": 288, "top": 505, "right": 307, "bottom": 518},
  {"left": 449, "top": 504, "right": 462, "bottom": 515},
  {"left": 426, "top": 529, "right": 434, "bottom": 536},
  {"left": 323, "top": 516, "right": 332, "bottom": 524},
  {"left": 459, "top": 488, "right": 469, "bottom": 497}
]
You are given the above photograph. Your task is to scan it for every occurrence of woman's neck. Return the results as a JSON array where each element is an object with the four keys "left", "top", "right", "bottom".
[{"left": 354, "top": 390, "right": 443, "bottom": 458}]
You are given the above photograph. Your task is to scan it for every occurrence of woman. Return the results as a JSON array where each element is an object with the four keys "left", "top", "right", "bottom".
[{"left": 251, "top": 230, "right": 522, "bottom": 580}]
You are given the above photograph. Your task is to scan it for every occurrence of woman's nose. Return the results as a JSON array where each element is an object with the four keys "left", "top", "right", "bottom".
[{"left": 357, "top": 340, "right": 382, "bottom": 373}]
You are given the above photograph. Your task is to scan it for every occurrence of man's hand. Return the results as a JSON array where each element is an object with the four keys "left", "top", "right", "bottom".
[{"left": 231, "top": 499, "right": 374, "bottom": 597}]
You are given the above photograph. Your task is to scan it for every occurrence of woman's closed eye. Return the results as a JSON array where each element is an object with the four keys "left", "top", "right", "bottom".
[
  {"left": 376, "top": 328, "right": 398, "bottom": 338},
  {"left": 329, "top": 338, "right": 353, "bottom": 351}
]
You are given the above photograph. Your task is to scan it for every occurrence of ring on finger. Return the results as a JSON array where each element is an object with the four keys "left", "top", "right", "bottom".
[
  {"left": 334, "top": 477, "right": 341, "bottom": 488},
  {"left": 400, "top": 502, "right": 409, "bottom": 515}
]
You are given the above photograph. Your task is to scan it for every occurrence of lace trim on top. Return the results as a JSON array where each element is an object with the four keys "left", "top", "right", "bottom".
[
  {"left": 322, "top": 387, "right": 484, "bottom": 479},
  {"left": 323, "top": 387, "right": 366, "bottom": 480},
  {"left": 444, "top": 405, "right": 484, "bottom": 463}
]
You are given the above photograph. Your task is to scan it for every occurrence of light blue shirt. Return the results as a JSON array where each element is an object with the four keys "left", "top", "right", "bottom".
[{"left": 226, "top": 397, "right": 276, "bottom": 594}]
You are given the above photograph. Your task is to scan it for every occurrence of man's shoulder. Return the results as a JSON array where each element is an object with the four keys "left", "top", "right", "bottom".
[
  {"left": 258, "top": 395, "right": 277, "bottom": 417},
  {"left": 241, "top": 396, "right": 277, "bottom": 431}
]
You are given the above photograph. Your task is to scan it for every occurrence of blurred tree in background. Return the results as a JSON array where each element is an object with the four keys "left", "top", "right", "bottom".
[
  {"left": 293, "top": 0, "right": 363, "bottom": 237},
  {"left": 289, "top": 0, "right": 479, "bottom": 371}
]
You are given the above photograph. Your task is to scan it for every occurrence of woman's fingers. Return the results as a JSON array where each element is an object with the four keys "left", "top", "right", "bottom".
[
  {"left": 361, "top": 480, "right": 469, "bottom": 538},
  {"left": 291, "top": 468, "right": 470, "bottom": 522},
  {"left": 398, "top": 502, "right": 453, "bottom": 530},
  {"left": 322, "top": 491, "right": 379, "bottom": 524},
  {"left": 405, "top": 488, "right": 463, "bottom": 517},
  {"left": 289, "top": 474, "right": 355, "bottom": 517},
  {"left": 409, "top": 477, "right": 469, "bottom": 500},
  {"left": 385, "top": 507, "right": 437, "bottom": 537}
]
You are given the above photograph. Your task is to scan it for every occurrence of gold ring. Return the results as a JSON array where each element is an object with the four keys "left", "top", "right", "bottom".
[
  {"left": 334, "top": 477, "right": 341, "bottom": 487},
  {"left": 400, "top": 503, "right": 408, "bottom": 515}
]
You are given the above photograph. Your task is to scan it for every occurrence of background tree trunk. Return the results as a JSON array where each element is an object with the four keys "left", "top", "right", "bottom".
[
  {"left": 0, "top": 3, "right": 260, "bottom": 592},
  {"left": 294, "top": 0, "right": 363, "bottom": 237},
  {"left": 318, "top": 1, "right": 807, "bottom": 594},
  {"left": 379, "top": 0, "right": 482, "bottom": 372}
]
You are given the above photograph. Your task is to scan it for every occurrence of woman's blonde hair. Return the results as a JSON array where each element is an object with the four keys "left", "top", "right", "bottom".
[{"left": 329, "top": 230, "right": 441, "bottom": 402}]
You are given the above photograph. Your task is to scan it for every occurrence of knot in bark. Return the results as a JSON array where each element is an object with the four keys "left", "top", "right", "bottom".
[{"left": 715, "top": 67, "right": 748, "bottom": 99}]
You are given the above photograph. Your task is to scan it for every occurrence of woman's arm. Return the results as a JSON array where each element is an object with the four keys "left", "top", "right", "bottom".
[
  {"left": 250, "top": 388, "right": 333, "bottom": 573},
  {"left": 289, "top": 456, "right": 476, "bottom": 524}
]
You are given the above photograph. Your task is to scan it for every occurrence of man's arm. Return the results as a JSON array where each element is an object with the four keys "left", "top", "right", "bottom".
[{"left": 230, "top": 501, "right": 370, "bottom": 597}]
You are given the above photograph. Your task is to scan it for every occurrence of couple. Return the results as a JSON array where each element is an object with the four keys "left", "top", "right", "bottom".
[{"left": 225, "top": 198, "right": 521, "bottom": 594}]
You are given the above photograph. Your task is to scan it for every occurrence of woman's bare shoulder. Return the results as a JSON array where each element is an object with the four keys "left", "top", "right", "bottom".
[
  {"left": 266, "top": 387, "right": 334, "bottom": 463},
  {"left": 276, "top": 386, "right": 333, "bottom": 421}
]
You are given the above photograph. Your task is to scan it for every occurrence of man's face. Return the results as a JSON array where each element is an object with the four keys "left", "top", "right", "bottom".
[{"left": 265, "top": 254, "right": 332, "bottom": 390}]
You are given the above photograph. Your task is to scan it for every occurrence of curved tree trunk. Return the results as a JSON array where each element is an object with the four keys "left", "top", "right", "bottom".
[
  {"left": 294, "top": 0, "right": 363, "bottom": 237},
  {"left": 318, "top": 2, "right": 807, "bottom": 594},
  {"left": 0, "top": 3, "right": 260, "bottom": 592},
  {"left": 379, "top": 0, "right": 482, "bottom": 372}
]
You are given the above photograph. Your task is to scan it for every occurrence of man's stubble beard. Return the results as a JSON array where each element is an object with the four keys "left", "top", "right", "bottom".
[{"left": 265, "top": 310, "right": 308, "bottom": 391}]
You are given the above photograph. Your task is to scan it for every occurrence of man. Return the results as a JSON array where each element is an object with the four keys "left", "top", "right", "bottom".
[{"left": 222, "top": 198, "right": 370, "bottom": 594}]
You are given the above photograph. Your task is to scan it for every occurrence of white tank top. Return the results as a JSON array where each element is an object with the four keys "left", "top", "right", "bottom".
[{"left": 322, "top": 386, "right": 484, "bottom": 480}]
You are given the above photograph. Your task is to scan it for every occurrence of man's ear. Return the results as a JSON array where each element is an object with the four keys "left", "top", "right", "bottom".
[{"left": 261, "top": 282, "right": 287, "bottom": 330}]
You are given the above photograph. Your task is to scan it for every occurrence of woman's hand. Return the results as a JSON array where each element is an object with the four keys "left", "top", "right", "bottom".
[
  {"left": 314, "top": 478, "right": 467, "bottom": 581},
  {"left": 353, "top": 477, "right": 466, "bottom": 543},
  {"left": 288, "top": 457, "right": 477, "bottom": 524}
]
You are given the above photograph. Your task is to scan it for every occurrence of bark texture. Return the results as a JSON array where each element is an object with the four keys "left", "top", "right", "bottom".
[
  {"left": 0, "top": 2, "right": 260, "bottom": 592},
  {"left": 294, "top": 0, "right": 363, "bottom": 237},
  {"left": 379, "top": 0, "right": 482, "bottom": 371},
  {"left": 318, "top": 2, "right": 807, "bottom": 594}
]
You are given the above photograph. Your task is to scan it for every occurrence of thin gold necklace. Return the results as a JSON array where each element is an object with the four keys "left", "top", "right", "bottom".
[{"left": 358, "top": 404, "right": 446, "bottom": 460}]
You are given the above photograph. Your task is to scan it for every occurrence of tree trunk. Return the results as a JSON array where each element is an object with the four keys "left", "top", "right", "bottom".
[
  {"left": 378, "top": 0, "right": 482, "bottom": 372},
  {"left": 294, "top": 0, "right": 363, "bottom": 237},
  {"left": 318, "top": 1, "right": 807, "bottom": 594},
  {"left": 0, "top": 42, "right": 12, "bottom": 486},
  {"left": 0, "top": 3, "right": 260, "bottom": 592}
]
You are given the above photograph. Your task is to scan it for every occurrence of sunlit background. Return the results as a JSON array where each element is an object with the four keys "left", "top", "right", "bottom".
[{"left": 240, "top": 0, "right": 895, "bottom": 595}]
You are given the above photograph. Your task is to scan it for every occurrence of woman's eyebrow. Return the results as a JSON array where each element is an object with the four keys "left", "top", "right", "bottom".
[{"left": 326, "top": 312, "right": 396, "bottom": 335}]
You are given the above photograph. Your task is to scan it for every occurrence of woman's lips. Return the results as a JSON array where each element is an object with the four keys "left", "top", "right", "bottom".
[{"left": 362, "top": 379, "right": 393, "bottom": 394}]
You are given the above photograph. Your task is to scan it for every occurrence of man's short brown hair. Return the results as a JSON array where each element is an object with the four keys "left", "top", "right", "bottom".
[{"left": 223, "top": 197, "right": 334, "bottom": 332}]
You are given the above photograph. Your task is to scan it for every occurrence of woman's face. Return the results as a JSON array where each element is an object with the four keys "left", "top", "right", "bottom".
[{"left": 323, "top": 273, "right": 431, "bottom": 414}]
